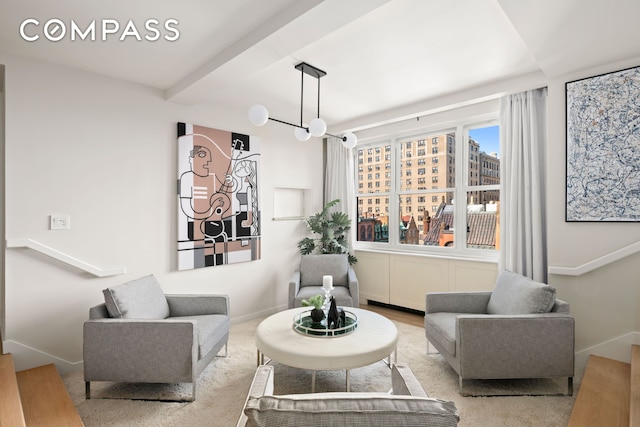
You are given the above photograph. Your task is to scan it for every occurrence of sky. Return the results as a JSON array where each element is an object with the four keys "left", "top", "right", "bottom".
[{"left": 469, "top": 125, "right": 500, "bottom": 157}]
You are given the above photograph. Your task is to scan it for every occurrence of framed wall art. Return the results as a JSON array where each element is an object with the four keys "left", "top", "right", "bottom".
[
  {"left": 566, "top": 65, "right": 640, "bottom": 222},
  {"left": 177, "top": 122, "right": 261, "bottom": 270}
]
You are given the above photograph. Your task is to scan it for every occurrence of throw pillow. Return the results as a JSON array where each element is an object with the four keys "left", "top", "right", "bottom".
[
  {"left": 244, "top": 393, "right": 459, "bottom": 427},
  {"left": 486, "top": 270, "right": 556, "bottom": 315},
  {"left": 103, "top": 274, "right": 170, "bottom": 319}
]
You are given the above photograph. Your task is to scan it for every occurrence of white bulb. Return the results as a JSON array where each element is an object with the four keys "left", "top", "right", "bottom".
[
  {"left": 309, "top": 118, "right": 327, "bottom": 137},
  {"left": 342, "top": 132, "right": 357, "bottom": 149},
  {"left": 294, "top": 126, "right": 311, "bottom": 141},
  {"left": 248, "top": 104, "right": 269, "bottom": 126}
]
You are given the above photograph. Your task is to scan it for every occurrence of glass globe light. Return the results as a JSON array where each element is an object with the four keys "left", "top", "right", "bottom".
[
  {"left": 308, "top": 118, "right": 327, "bottom": 137},
  {"left": 248, "top": 104, "right": 269, "bottom": 126},
  {"left": 342, "top": 132, "right": 357, "bottom": 149},
  {"left": 294, "top": 126, "right": 311, "bottom": 141}
]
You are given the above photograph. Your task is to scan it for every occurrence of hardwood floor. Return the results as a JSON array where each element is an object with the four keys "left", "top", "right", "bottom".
[{"left": 360, "top": 302, "right": 425, "bottom": 328}]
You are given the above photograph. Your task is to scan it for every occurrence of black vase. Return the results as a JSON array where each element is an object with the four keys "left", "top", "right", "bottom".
[{"left": 310, "top": 308, "right": 325, "bottom": 323}]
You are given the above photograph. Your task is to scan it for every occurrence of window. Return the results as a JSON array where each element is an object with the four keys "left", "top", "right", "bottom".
[{"left": 355, "top": 122, "right": 500, "bottom": 258}]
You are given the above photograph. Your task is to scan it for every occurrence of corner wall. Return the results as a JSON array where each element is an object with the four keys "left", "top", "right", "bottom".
[
  {"left": 0, "top": 52, "right": 323, "bottom": 372},
  {"left": 546, "top": 56, "right": 640, "bottom": 363}
]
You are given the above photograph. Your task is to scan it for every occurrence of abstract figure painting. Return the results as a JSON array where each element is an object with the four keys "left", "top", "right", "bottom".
[
  {"left": 566, "top": 65, "right": 640, "bottom": 222},
  {"left": 177, "top": 122, "right": 260, "bottom": 270}
]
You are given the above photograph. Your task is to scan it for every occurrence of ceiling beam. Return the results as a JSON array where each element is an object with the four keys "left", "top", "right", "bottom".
[
  {"left": 165, "top": 0, "right": 323, "bottom": 103},
  {"left": 165, "top": 0, "right": 392, "bottom": 105}
]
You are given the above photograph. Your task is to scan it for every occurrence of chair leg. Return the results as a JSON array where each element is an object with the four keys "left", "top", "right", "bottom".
[
  {"left": 216, "top": 343, "right": 228, "bottom": 358},
  {"left": 567, "top": 377, "right": 573, "bottom": 396},
  {"left": 189, "top": 382, "right": 196, "bottom": 402},
  {"left": 85, "top": 381, "right": 91, "bottom": 399}
]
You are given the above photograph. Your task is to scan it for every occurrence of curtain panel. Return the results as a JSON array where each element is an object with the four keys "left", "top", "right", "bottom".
[
  {"left": 499, "top": 88, "right": 548, "bottom": 282},
  {"left": 324, "top": 136, "right": 356, "bottom": 249}
]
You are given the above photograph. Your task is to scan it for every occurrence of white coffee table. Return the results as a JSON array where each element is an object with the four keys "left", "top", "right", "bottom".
[{"left": 255, "top": 307, "right": 398, "bottom": 392}]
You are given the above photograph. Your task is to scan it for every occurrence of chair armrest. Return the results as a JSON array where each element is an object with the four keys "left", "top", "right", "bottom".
[
  {"left": 425, "top": 292, "right": 491, "bottom": 314},
  {"left": 236, "top": 365, "right": 274, "bottom": 427},
  {"left": 166, "top": 294, "right": 229, "bottom": 317},
  {"left": 456, "top": 314, "right": 575, "bottom": 378},
  {"left": 288, "top": 271, "right": 301, "bottom": 309},
  {"left": 391, "top": 364, "right": 428, "bottom": 397},
  {"left": 347, "top": 267, "right": 360, "bottom": 307},
  {"left": 83, "top": 318, "right": 198, "bottom": 383}
]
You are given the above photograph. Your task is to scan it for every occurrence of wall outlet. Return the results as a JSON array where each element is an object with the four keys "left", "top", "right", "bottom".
[{"left": 50, "top": 214, "right": 70, "bottom": 230}]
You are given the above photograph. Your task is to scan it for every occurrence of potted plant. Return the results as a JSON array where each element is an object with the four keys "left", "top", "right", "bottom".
[
  {"left": 297, "top": 199, "right": 357, "bottom": 265},
  {"left": 301, "top": 294, "right": 325, "bottom": 323}
]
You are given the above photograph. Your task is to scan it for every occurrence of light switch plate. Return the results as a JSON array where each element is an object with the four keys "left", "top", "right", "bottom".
[{"left": 50, "top": 214, "right": 70, "bottom": 230}]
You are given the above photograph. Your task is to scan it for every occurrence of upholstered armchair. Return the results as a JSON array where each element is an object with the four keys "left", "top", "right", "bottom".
[
  {"left": 424, "top": 270, "right": 575, "bottom": 396},
  {"left": 288, "top": 254, "right": 359, "bottom": 308},
  {"left": 83, "top": 275, "right": 230, "bottom": 402}
]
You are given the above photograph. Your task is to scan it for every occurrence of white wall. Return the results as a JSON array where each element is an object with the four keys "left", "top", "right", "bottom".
[
  {"left": 0, "top": 52, "right": 323, "bottom": 371},
  {"left": 4, "top": 47, "right": 640, "bottom": 373},
  {"left": 1, "top": 64, "right": 5, "bottom": 345},
  {"left": 546, "top": 56, "right": 640, "bottom": 359}
]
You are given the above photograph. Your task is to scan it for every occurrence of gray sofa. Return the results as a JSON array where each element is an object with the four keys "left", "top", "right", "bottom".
[
  {"left": 424, "top": 270, "right": 574, "bottom": 396},
  {"left": 289, "top": 254, "right": 359, "bottom": 308},
  {"left": 237, "top": 364, "right": 459, "bottom": 427},
  {"left": 83, "top": 275, "right": 230, "bottom": 402}
]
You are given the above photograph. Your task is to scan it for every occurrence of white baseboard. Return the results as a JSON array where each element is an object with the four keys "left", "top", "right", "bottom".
[
  {"left": 231, "top": 304, "right": 288, "bottom": 325},
  {"left": 2, "top": 340, "right": 82, "bottom": 375},
  {"left": 574, "top": 331, "right": 640, "bottom": 375}
]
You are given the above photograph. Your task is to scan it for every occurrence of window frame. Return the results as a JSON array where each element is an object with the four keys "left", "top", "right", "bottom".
[{"left": 353, "top": 115, "right": 500, "bottom": 262}]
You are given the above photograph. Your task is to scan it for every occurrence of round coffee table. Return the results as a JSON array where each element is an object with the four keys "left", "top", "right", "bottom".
[{"left": 255, "top": 307, "right": 398, "bottom": 392}]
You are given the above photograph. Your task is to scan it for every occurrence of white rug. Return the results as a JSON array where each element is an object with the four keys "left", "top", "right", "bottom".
[{"left": 63, "top": 316, "right": 578, "bottom": 426}]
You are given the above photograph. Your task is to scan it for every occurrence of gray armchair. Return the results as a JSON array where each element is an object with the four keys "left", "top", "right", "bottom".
[
  {"left": 83, "top": 275, "right": 230, "bottom": 402},
  {"left": 424, "top": 270, "right": 574, "bottom": 396},
  {"left": 289, "top": 254, "right": 359, "bottom": 308}
]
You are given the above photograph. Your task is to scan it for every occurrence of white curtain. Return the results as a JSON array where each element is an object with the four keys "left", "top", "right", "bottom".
[
  {"left": 325, "top": 136, "right": 356, "bottom": 246},
  {"left": 499, "top": 88, "right": 548, "bottom": 282}
]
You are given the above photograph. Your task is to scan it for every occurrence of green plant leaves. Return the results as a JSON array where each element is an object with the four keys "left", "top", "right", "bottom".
[
  {"left": 301, "top": 294, "right": 324, "bottom": 310},
  {"left": 296, "top": 199, "right": 358, "bottom": 264}
]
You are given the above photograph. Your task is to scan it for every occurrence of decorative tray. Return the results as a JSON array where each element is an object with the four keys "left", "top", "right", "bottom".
[{"left": 292, "top": 309, "right": 358, "bottom": 337}]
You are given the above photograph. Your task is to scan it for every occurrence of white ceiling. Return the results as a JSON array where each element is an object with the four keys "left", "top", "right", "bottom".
[{"left": 2, "top": 0, "right": 640, "bottom": 132}]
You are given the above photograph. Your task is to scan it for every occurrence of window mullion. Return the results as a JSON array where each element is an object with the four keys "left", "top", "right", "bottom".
[
  {"left": 388, "top": 139, "right": 400, "bottom": 245},
  {"left": 452, "top": 124, "right": 466, "bottom": 251}
]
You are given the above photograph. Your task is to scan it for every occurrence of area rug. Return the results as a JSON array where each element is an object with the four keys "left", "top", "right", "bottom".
[{"left": 63, "top": 315, "right": 578, "bottom": 426}]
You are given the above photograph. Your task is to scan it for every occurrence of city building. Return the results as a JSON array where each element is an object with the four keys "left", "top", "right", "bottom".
[{"left": 357, "top": 134, "right": 500, "bottom": 246}]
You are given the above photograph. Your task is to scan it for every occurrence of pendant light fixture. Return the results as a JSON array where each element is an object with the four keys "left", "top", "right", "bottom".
[{"left": 248, "top": 62, "right": 357, "bottom": 148}]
